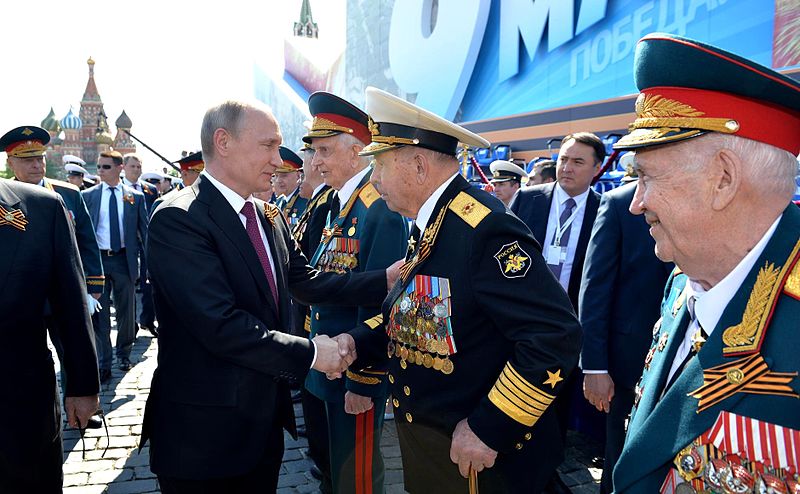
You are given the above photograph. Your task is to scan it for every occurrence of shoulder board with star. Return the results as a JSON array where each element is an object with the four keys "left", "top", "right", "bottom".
[
  {"left": 448, "top": 191, "right": 490, "bottom": 228},
  {"left": 785, "top": 260, "right": 800, "bottom": 301},
  {"left": 358, "top": 183, "right": 380, "bottom": 209}
]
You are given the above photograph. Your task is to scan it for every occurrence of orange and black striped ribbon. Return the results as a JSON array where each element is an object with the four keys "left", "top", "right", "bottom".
[
  {"left": 0, "top": 205, "right": 28, "bottom": 231},
  {"left": 399, "top": 200, "right": 451, "bottom": 282},
  {"left": 688, "top": 353, "right": 798, "bottom": 413}
]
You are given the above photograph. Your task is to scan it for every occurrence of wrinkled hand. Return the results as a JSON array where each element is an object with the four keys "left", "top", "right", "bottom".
[
  {"left": 450, "top": 418, "right": 497, "bottom": 478},
  {"left": 325, "top": 333, "right": 358, "bottom": 380},
  {"left": 65, "top": 395, "right": 100, "bottom": 429},
  {"left": 312, "top": 334, "right": 355, "bottom": 375},
  {"left": 584, "top": 373, "right": 615, "bottom": 413},
  {"left": 344, "top": 391, "right": 373, "bottom": 415},
  {"left": 386, "top": 259, "right": 405, "bottom": 289}
]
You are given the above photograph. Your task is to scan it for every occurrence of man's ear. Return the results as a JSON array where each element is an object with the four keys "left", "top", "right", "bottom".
[
  {"left": 710, "top": 148, "right": 742, "bottom": 211},
  {"left": 414, "top": 151, "right": 429, "bottom": 185},
  {"left": 214, "top": 128, "right": 230, "bottom": 157}
]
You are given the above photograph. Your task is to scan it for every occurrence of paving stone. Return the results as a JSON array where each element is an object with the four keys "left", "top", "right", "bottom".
[
  {"left": 106, "top": 479, "right": 158, "bottom": 494},
  {"left": 63, "top": 473, "right": 89, "bottom": 487},
  {"left": 62, "top": 459, "right": 115, "bottom": 474},
  {"left": 133, "top": 466, "right": 157, "bottom": 480},
  {"left": 63, "top": 485, "right": 107, "bottom": 494},
  {"left": 277, "top": 472, "right": 308, "bottom": 488}
]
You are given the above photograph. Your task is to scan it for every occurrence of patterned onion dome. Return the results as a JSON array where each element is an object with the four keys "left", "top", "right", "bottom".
[
  {"left": 115, "top": 110, "right": 132, "bottom": 129},
  {"left": 41, "top": 107, "right": 62, "bottom": 133},
  {"left": 60, "top": 107, "right": 83, "bottom": 130}
]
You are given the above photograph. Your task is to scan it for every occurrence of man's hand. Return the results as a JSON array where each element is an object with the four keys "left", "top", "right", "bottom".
[
  {"left": 325, "top": 333, "right": 358, "bottom": 380},
  {"left": 386, "top": 259, "right": 405, "bottom": 288},
  {"left": 450, "top": 418, "right": 498, "bottom": 478},
  {"left": 312, "top": 334, "right": 354, "bottom": 375},
  {"left": 583, "top": 373, "right": 615, "bottom": 413},
  {"left": 344, "top": 391, "right": 373, "bottom": 415},
  {"left": 65, "top": 395, "right": 100, "bottom": 429}
]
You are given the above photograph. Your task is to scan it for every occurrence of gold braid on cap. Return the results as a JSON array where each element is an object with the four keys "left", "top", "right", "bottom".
[
  {"left": 367, "top": 116, "right": 419, "bottom": 146},
  {"left": 310, "top": 116, "right": 353, "bottom": 135},
  {"left": 7, "top": 140, "right": 46, "bottom": 158},
  {"left": 628, "top": 93, "right": 741, "bottom": 134}
]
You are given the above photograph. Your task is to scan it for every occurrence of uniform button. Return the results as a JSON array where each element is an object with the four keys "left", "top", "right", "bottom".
[
  {"left": 524, "top": 433, "right": 532, "bottom": 441},
  {"left": 403, "top": 386, "right": 411, "bottom": 396},
  {"left": 405, "top": 412, "right": 413, "bottom": 423},
  {"left": 392, "top": 398, "right": 400, "bottom": 408},
  {"left": 315, "top": 313, "right": 320, "bottom": 320},
  {"left": 255, "top": 324, "right": 260, "bottom": 330},
  {"left": 515, "top": 443, "right": 523, "bottom": 450},
  {"left": 388, "top": 374, "right": 395, "bottom": 384}
]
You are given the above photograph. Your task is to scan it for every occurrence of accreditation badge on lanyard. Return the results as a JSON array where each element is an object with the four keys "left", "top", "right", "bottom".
[{"left": 545, "top": 201, "right": 578, "bottom": 266}]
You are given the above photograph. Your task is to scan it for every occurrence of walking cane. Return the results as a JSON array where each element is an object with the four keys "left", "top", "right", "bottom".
[{"left": 469, "top": 467, "right": 479, "bottom": 494}]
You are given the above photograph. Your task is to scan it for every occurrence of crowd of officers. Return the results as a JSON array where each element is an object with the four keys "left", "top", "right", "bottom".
[{"left": 2, "top": 31, "right": 800, "bottom": 494}]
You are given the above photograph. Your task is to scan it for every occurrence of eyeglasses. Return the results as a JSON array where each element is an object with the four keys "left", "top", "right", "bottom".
[{"left": 98, "top": 164, "right": 114, "bottom": 170}]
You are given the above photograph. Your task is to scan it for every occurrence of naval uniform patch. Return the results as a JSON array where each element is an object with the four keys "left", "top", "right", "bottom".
[{"left": 494, "top": 241, "right": 531, "bottom": 279}]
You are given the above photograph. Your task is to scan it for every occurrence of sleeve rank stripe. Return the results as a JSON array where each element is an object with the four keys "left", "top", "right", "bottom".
[
  {"left": 346, "top": 370, "right": 381, "bottom": 385},
  {"left": 505, "top": 363, "right": 556, "bottom": 402},
  {"left": 494, "top": 378, "right": 548, "bottom": 415},
  {"left": 488, "top": 387, "right": 541, "bottom": 427},
  {"left": 360, "top": 369, "right": 388, "bottom": 376},
  {"left": 365, "top": 314, "right": 383, "bottom": 330},
  {"left": 497, "top": 373, "right": 550, "bottom": 411}
]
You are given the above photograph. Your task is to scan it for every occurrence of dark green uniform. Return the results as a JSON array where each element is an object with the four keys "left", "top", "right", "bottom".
[{"left": 282, "top": 187, "right": 309, "bottom": 228}]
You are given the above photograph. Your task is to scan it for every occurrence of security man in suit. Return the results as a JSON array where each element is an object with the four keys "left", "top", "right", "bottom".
[
  {"left": 277, "top": 146, "right": 309, "bottom": 227},
  {"left": 304, "top": 91, "right": 408, "bottom": 494},
  {"left": 578, "top": 178, "right": 673, "bottom": 493},
  {"left": 290, "top": 142, "right": 334, "bottom": 492},
  {"left": 0, "top": 175, "right": 99, "bottom": 492},
  {"left": 82, "top": 150, "right": 149, "bottom": 382},
  {"left": 489, "top": 159, "right": 527, "bottom": 209},
  {"left": 611, "top": 33, "right": 800, "bottom": 493},
  {"left": 338, "top": 87, "right": 581, "bottom": 493}
]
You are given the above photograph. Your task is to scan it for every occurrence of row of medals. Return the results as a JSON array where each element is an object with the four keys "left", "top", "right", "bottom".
[
  {"left": 388, "top": 294, "right": 454, "bottom": 375},
  {"left": 320, "top": 248, "right": 358, "bottom": 274},
  {"left": 675, "top": 443, "right": 799, "bottom": 493}
]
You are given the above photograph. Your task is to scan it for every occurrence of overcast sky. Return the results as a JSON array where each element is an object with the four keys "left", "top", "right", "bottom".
[{"left": 0, "top": 0, "right": 342, "bottom": 171}]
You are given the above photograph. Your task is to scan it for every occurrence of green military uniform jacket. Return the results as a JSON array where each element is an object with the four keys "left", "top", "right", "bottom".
[
  {"left": 281, "top": 187, "right": 309, "bottom": 228},
  {"left": 613, "top": 204, "right": 800, "bottom": 493},
  {"left": 306, "top": 170, "right": 408, "bottom": 402}
]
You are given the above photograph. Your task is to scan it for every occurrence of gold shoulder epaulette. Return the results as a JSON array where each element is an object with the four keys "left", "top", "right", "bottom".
[
  {"left": 448, "top": 191, "right": 490, "bottom": 228},
  {"left": 48, "top": 178, "right": 80, "bottom": 192},
  {"left": 358, "top": 183, "right": 380, "bottom": 208},
  {"left": 784, "top": 259, "right": 800, "bottom": 301},
  {"left": 319, "top": 188, "right": 333, "bottom": 204}
]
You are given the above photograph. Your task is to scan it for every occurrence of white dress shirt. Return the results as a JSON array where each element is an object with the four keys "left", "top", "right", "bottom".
[
  {"left": 544, "top": 184, "right": 590, "bottom": 291},
  {"left": 665, "top": 216, "right": 780, "bottom": 384},
  {"left": 96, "top": 182, "right": 127, "bottom": 250},
  {"left": 123, "top": 177, "right": 143, "bottom": 192},
  {"left": 415, "top": 172, "right": 459, "bottom": 233},
  {"left": 312, "top": 182, "right": 327, "bottom": 199},
  {"left": 336, "top": 166, "right": 371, "bottom": 206}
]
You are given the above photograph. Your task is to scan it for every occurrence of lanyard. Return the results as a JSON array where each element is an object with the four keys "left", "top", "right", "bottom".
[{"left": 553, "top": 199, "right": 579, "bottom": 247}]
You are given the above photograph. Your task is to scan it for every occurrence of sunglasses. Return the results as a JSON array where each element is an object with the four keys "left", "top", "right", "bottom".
[{"left": 98, "top": 164, "right": 115, "bottom": 170}]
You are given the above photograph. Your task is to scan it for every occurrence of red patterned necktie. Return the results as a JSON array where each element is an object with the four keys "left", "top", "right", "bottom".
[{"left": 241, "top": 201, "right": 279, "bottom": 310}]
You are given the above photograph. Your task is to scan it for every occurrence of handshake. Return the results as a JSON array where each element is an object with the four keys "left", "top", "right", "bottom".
[{"left": 311, "top": 333, "right": 358, "bottom": 379}]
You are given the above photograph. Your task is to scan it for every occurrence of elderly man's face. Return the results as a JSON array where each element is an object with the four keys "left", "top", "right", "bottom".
[
  {"left": 629, "top": 144, "right": 707, "bottom": 266},
  {"left": 180, "top": 169, "right": 200, "bottom": 187},
  {"left": 272, "top": 171, "right": 298, "bottom": 196},
  {"left": 226, "top": 108, "right": 283, "bottom": 196},
  {"left": 370, "top": 148, "right": 418, "bottom": 218},
  {"left": 8, "top": 155, "right": 46, "bottom": 184},
  {"left": 310, "top": 135, "right": 360, "bottom": 191},
  {"left": 493, "top": 180, "right": 519, "bottom": 204},
  {"left": 556, "top": 139, "right": 601, "bottom": 196}
]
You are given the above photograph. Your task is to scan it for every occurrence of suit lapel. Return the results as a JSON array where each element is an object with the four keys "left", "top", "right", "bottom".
[
  {"left": 0, "top": 181, "right": 25, "bottom": 287},
  {"left": 200, "top": 178, "right": 279, "bottom": 318},
  {"left": 569, "top": 190, "right": 600, "bottom": 296},
  {"left": 533, "top": 183, "right": 555, "bottom": 243},
  {"left": 88, "top": 186, "right": 101, "bottom": 229},
  {"left": 615, "top": 206, "right": 800, "bottom": 491},
  {"left": 255, "top": 201, "right": 284, "bottom": 319}
]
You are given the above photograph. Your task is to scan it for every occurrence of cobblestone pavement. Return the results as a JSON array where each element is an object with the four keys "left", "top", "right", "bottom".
[{"left": 58, "top": 332, "right": 603, "bottom": 493}]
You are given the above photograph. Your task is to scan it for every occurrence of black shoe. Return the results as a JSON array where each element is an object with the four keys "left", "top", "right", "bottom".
[
  {"left": 118, "top": 359, "right": 132, "bottom": 371},
  {"left": 140, "top": 324, "right": 158, "bottom": 337},
  {"left": 85, "top": 412, "right": 104, "bottom": 430},
  {"left": 309, "top": 465, "right": 323, "bottom": 481},
  {"left": 99, "top": 369, "right": 112, "bottom": 383}
]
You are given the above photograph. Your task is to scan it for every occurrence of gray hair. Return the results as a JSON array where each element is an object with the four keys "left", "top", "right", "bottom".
[
  {"left": 338, "top": 133, "right": 371, "bottom": 167},
  {"left": 201, "top": 100, "right": 265, "bottom": 160},
  {"left": 688, "top": 134, "right": 797, "bottom": 200}
]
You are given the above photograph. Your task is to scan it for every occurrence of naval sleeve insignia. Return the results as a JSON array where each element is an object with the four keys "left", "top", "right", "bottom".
[{"left": 494, "top": 241, "right": 531, "bottom": 279}]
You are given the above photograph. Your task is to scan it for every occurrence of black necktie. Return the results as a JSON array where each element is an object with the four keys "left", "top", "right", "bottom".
[
  {"left": 548, "top": 197, "right": 577, "bottom": 279},
  {"left": 406, "top": 223, "right": 421, "bottom": 261},
  {"left": 328, "top": 193, "right": 341, "bottom": 222},
  {"left": 109, "top": 187, "right": 122, "bottom": 251},
  {"left": 663, "top": 296, "right": 707, "bottom": 394}
]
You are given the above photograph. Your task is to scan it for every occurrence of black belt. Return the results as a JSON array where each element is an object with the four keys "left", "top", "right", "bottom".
[{"left": 100, "top": 248, "right": 126, "bottom": 256}]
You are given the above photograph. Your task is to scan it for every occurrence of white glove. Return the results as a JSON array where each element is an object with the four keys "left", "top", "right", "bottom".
[{"left": 85, "top": 293, "right": 102, "bottom": 314}]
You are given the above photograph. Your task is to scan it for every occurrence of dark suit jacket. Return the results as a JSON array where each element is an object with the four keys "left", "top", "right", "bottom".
[
  {"left": 511, "top": 182, "right": 600, "bottom": 311},
  {"left": 141, "top": 176, "right": 387, "bottom": 480},
  {"left": 82, "top": 183, "right": 149, "bottom": 281},
  {"left": 578, "top": 182, "right": 673, "bottom": 389},
  {"left": 0, "top": 179, "right": 99, "bottom": 479}
]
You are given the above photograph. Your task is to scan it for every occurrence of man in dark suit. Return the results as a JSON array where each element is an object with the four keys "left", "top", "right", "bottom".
[
  {"left": 0, "top": 175, "right": 99, "bottom": 492},
  {"left": 82, "top": 150, "right": 149, "bottom": 382},
  {"left": 338, "top": 87, "right": 581, "bottom": 494},
  {"left": 511, "top": 132, "right": 603, "bottom": 491},
  {"left": 142, "top": 100, "right": 398, "bottom": 493},
  {"left": 578, "top": 179, "right": 673, "bottom": 493}
]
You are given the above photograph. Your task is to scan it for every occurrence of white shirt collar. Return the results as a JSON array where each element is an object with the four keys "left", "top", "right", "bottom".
[
  {"left": 554, "top": 183, "right": 590, "bottom": 209},
  {"left": 102, "top": 181, "right": 123, "bottom": 192},
  {"left": 312, "top": 183, "right": 326, "bottom": 198},
  {"left": 201, "top": 170, "right": 252, "bottom": 214},
  {"left": 687, "top": 215, "right": 781, "bottom": 336},
  {"left": 336, "top": 166, "right": 371, "bottom": 206},
  {"left": 123, "top": 177, "right": 139, "bottom": 188},
  {"left": 415, "top": 172, "right": 459, "bottom": 233}
]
